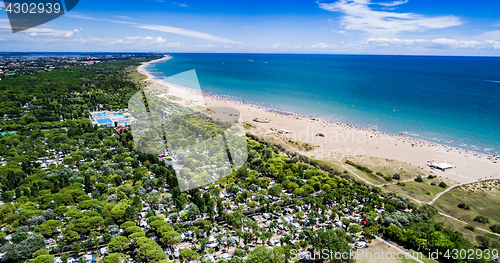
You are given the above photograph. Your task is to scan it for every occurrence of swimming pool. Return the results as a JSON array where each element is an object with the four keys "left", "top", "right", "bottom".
[
  {"left": 96, "top": 118, "right": 113, "bottom": 124},
  {"left": 93, "top": 112, "right": 109, "bottom": 117},
  {"left": 118, "top": 118, "right": 131, "bottom": 125},
  {"left": 113, "top": 113, "right": 124, "bottom": 117}
]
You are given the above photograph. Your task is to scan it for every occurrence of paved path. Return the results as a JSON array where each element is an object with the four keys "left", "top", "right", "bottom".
[
  {"left": 375, "top": 237, "right": 425, "bottom": 263},
  {"left": 438, "top": 212, "right": 500, "bottom": 237},
  {"left": 429, "top": 182, "right": 466, "bottom": 204},
  {"left": 430, "top": 177, "right": 500, "bottom": 204}
]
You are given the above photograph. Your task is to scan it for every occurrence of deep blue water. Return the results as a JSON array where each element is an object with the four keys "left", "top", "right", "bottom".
[{"left": 147, "top": 54, "right": 500, "bottom": 155}]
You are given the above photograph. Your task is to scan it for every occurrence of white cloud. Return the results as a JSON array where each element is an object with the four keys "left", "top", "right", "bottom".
[
  {"left": 116, "top": 15, "right": 132, "bottom": 20},
  {"left": 135, "top": 24, "right": 240, "bottom": 44},
  {"left": 319, "top": 0, "right": 462, "bottom": 35},
  {"left": 109, "top": 36, "right": 181, "bottom": 47},
  {"left": 194, "top": 44, "right": 215, "bottom": 48},
  {"left": 0, "top": 19, "right": 10, "bottom": 30},
  {"left": 171, "top": 2, "right": 189, "bottom": 7},
  {"left": 377, "top": 0, "right": 408, "bottom": 7},
  {"left": 475, "top": 30, "right": 500, "bottom": 41},
  {"left": 66, "top": 14, "right": 240, "bottom": 44},
  {"left": 27, "top": 28, "right": 81, "bottom": 37},
  {"left": 365, "top": 37, "right": 500, "bottom": 49},
  {"left": 155, "top": 36, "right": 167, "bottom": 43},
  {"left": 65, "top": 13, "right": 97, "bottom": 20},
  {"left": 311, "top": 42, "right": 331, "bottom": 48},
  {"left": 0, "top": 1, "right": 4, "bottom": 10}
]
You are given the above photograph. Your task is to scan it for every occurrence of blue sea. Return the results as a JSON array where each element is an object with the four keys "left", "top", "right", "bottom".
[{"left": 147, "top": 54, "right": 500, "bottom": 155}]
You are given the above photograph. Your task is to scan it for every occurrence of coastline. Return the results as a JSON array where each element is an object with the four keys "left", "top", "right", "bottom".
[
  {"left": 137, "top": 55, "right": 172, "bottom": 81},
  {"left": 138, "top": 56, "right": 499, "bottom": 184}
]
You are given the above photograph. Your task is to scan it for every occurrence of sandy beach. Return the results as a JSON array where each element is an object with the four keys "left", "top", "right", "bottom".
[
  {"left": 137, "top": 55, "right": 172, "bottom": 81},
  {"left": 139, "top": 58, "right": 499, "bottom": 184}
]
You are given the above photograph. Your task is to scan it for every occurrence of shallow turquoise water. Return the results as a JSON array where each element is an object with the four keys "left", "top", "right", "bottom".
[{"left": 148, "top": 54, "right": 500, "bottom": 155}]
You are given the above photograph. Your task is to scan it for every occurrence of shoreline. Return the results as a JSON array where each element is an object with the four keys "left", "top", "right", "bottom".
[
  {"left": 137, "top": 55, "right": 172, "bottom": 82},
  {"left": 138, "top": 56, "right": 499, "bottom": 184}
]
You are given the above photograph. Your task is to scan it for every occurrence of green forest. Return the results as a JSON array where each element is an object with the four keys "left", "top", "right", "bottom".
[{"left": 0, "top": 56, "right": 497, "bottom": 263}]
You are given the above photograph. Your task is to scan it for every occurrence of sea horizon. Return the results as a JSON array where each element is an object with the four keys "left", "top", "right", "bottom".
[
  {"left": 3, "top": 51, "right": 500, "bottom": 57},
  {"left": 146, "top": 53, "right": 500, "bottom": 156}
]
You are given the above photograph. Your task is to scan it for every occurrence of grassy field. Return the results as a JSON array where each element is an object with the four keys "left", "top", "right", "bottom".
[
  {"left": 433, "top": 180, "right": 500, "bottom": 229},
  {"left": 436, "top": 214, "right": 481, "bottom": 246},
  {"left": 335, "top": 157, "right": 457, "bottom": 203},
  {"left": 436, "top": 213, "right": 500, "bottom": 250},
  {"left": 167, "top": 95, "right": 182, "bottom": 101},
  {"left": 316, "top": 159, "right": 353, "bottom": 176},
  {"left": 243, "top": 122, "right": 256, "bottom": 129},
  {"left": 263, "top": 135, "right": 318, "bottom": 153},
  {"left": 345, "top": 163, "right": 389, "bottom": 185},
  {"left": 348, "top": 156, "right": 428, "bottom": 182},
  {"left": 384, "top": 177, "right": 456, "bottom": 203},
  {"left": 193, "top": 105, "right": 209, "bottom": 112}
]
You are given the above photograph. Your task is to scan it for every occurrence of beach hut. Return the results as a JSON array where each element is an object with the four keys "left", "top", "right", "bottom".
[
  {"left": 437, "top": 163, "right": 453, "bottom": 170},
  {"left": 430, "top": 161, "right": 453, "bottom": 171}
]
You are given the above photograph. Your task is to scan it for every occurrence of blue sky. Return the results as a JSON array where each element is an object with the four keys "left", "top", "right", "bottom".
[{"left": 0, "top": 0, "right": 500, "bottom": 55}]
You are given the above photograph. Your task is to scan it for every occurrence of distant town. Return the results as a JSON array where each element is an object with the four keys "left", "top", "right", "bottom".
[{"left": 0, "top": 53, "right": 161, "bottom": 80}]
